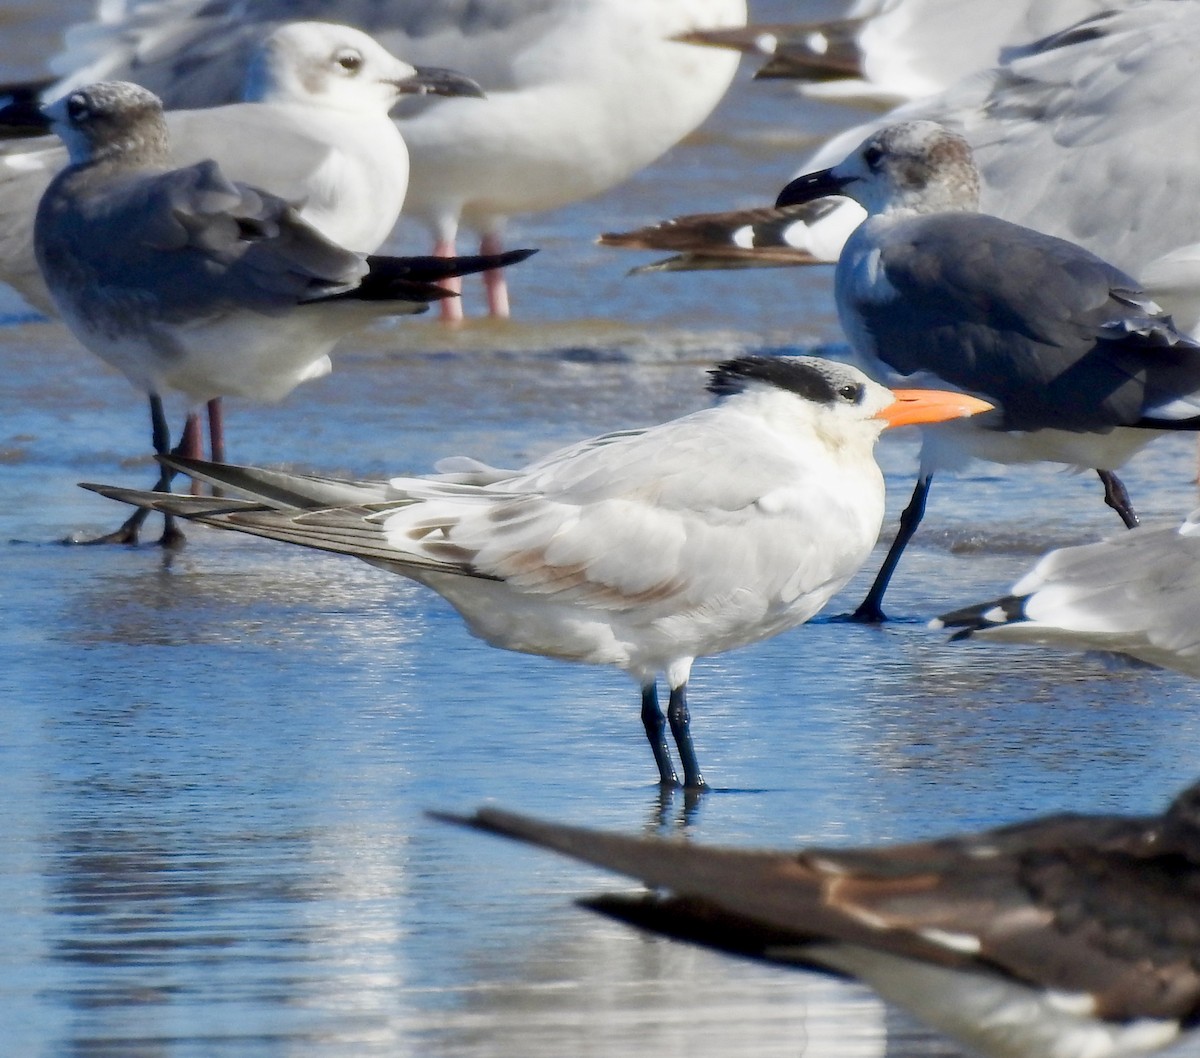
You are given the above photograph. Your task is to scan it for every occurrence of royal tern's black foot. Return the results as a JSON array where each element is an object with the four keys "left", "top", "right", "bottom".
[
  {"left": 1097, "top": 469, "right": 1139, "bottom": 529},
  {"left": 641, "top": 684, "right": 679, "bottom": 786},
  {"left": 846, "top": 599, "right": 888, "bottom": 624},
  {"left": 667, "top": 684, "right": 706, "bottom": 790},
  {"left": 852, "top": 472, "right": 933, "bottom": 624}
]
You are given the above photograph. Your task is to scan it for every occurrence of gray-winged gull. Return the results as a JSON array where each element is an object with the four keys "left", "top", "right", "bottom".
[
  {"left": 601, "top": 1, "right": 1200, "bottom": 338},
  {"left": 36, "top": 80, "right": 531, "bottom": 545},
  {"left": 774, "top": 120, "right": 1200, "bottom": 621},
  {"left": 1, "top": 20, "right": 484, "bottom": 316}
]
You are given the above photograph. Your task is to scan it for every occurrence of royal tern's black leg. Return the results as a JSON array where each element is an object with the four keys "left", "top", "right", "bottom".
[
  {"left": 641, "top": 684, "right": 679, "bottom": 787},
  {"left": 851, "top": 471, "right": 934, "bottom": 624},
  {"left": 1097, "top": 469, "right": 1139, "bottom": 529},
  {"left": 667, "top": 684, "right": 706, "bottom": 790}
]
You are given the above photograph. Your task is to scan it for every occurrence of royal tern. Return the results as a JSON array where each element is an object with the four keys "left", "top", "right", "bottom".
[
  {"left": 773, "top": 120, "right": 1200, "bottom": 622},
  {"left": 935, "top": 510, "right": 1200, "bottom": 678},
  {"left": 17, "top": 0, "right": 747, "bottom": 321},
  {"left": 36, "top": 80, "right": 531, "bottom": 545},
  {"left": 81, "top": 355, "right": 990, "bottom": 786},
  {"left": 439, "top": 781, "right": 1200, "bottom": 1058}
]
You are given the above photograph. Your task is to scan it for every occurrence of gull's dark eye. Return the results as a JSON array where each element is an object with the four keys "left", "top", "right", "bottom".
[
  {"left": 66, "top": 93, "right": 90, "bottom": 122},
  {"left": 837, "top": 383, "right": 864, "bottom": 403},
  {"left": 335, "top": 48, "right": 363, "bottom": 73},
  {"left": 862, "top": 145, "right": 884, "bottom": 171}
]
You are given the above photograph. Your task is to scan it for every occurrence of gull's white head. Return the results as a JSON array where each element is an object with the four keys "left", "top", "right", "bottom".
[
  {"left": 777, "top": 121, "right": 981, "bottom": 217},
  {"left": 242, "top": 21, "right": 484, "bottom": 114},
  {"left": 43, "top": 80, "right": 168, "bottom": 167}
]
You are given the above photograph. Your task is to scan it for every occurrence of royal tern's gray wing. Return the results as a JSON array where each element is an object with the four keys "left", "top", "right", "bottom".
[
  {"left": 158, "top": 454, "right": 535, "bottom": 509},
  {"left": 935, "top": 511, "right": 1200, "bottom": 678},
  {"left": 852, "top": 213, "right": 1200, "bottom": 432},
  {"left": 80, "top": 478, "right": 504, "bottom": 577},
  {"left": 433, "top": 409, "right": 882, "bottom": 612}
]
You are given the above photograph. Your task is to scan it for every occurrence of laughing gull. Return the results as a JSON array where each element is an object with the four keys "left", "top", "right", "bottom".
[
  {"left": 772, "top": 120, "right": 1200, "bottom": 622},
  {"left": 5, "top": 20, "right": 484, "bottom": 488},
  {"left": 80, "top": 355, "right": 990, "bottom": 787},
  {"left": 935, "top": 510, "right": 1200, "bottom": 678},
  {"left": 22, "top": 0, "right": 747, "bottom": 322},
  {"left": 601, "top": 1, "right": 1200, "bottom": 335},
  {"left": 439, "top": 781, "right": 1200, "bottom": 1058},
  {"left": 0, "top": 19, "right": 484, "bottom": 316},
  {"left": 36, "top": 80, "right": 532, "bottom": 545}
]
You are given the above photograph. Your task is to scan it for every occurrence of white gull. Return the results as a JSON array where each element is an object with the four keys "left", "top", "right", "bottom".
[
  {"left": 935, "top": 509, "right": 1200, "bottom": 678},
  {"left": 682, "top": 0, "right": 1115, "bottom": 109}
]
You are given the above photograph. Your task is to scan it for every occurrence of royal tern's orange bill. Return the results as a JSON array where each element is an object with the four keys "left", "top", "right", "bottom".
[{"left": 877, "top": 389, "right": 993, "bottom": 428}]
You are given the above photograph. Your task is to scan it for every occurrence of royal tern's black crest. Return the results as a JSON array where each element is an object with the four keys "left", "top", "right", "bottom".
[{"left": 707, "top": 354, "right": 865, "bottom": 407}]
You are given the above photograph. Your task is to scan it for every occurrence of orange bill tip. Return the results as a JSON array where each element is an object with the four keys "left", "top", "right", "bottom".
[{"left": 876, "top": 388, "right": 994, "bottom": 428}]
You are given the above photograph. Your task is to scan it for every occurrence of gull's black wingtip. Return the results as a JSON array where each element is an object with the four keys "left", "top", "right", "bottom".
[
  {"left": 0, "top": 77, "right": 54, "bottom": 138},
  {"left": 497, "top": 247, "right": 538, "bottom": 266}
]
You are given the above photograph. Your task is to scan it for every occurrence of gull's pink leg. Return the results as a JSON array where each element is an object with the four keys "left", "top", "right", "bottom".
[
  {"left": 480, "top": 231, "right": 511, "bottom": 319},
  {"left": 434, "top": 236, "right": 464, "bottom": 324},
  {"left": 178, "top": 413, "right": 204, "bottom": 496}
]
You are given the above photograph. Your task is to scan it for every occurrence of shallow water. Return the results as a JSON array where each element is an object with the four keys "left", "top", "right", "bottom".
[{"left": 5, "top": 5, "right": 1200, "bottom": 1058}]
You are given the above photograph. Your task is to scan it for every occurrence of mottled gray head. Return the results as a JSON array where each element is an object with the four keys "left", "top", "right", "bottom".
[
  {"left": 777, "top": 120, "right": 981, "bottom": 217},
  {"left": 43, "top": 80, "right": 169, "bottom": 167}
]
